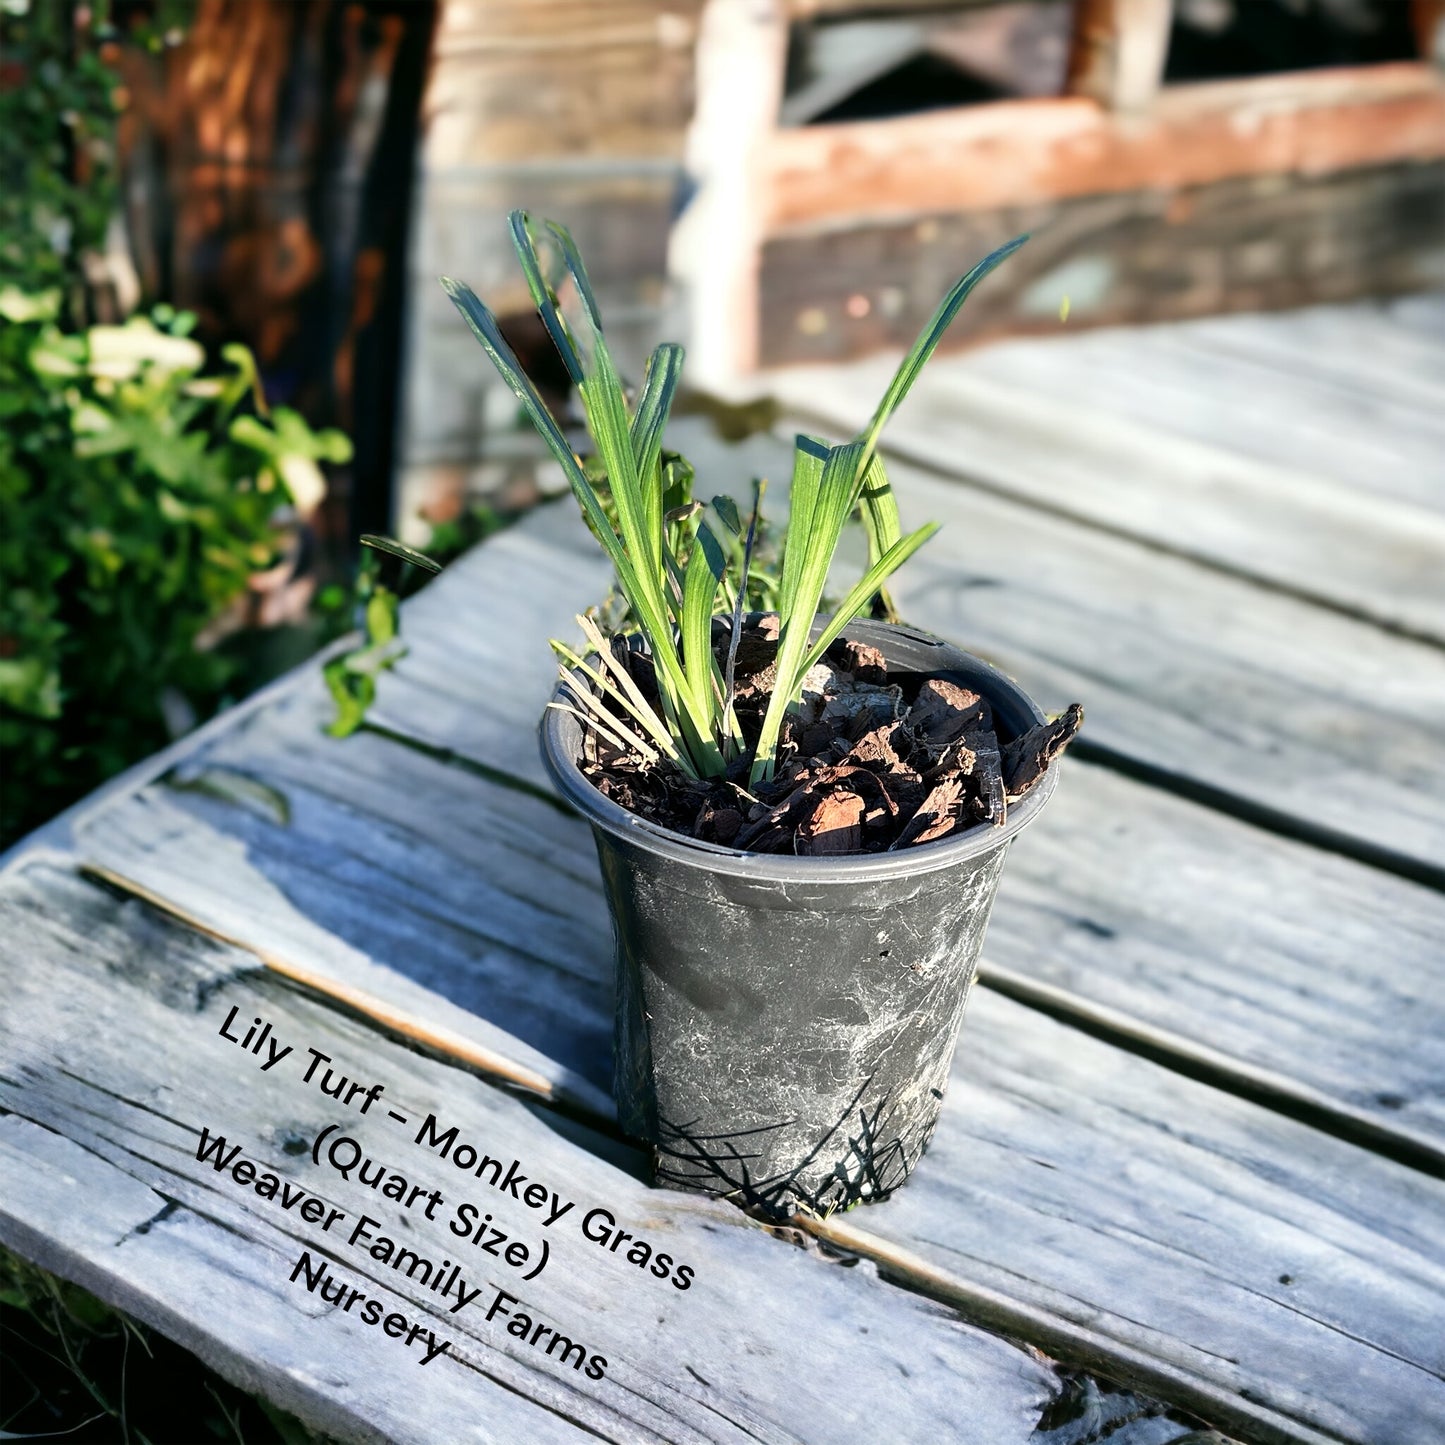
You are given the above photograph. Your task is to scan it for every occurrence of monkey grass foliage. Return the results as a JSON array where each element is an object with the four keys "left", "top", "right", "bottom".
[{"left": 443, "top": 212, "right": 1024, "bottom": 788}]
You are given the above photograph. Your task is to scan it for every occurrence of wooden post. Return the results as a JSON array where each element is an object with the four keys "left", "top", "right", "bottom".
[
  {"left": 1414, "top": 0, "right": 1445, "bottom": 67},
  {"left": 671, "top": 0, "right": 789, "bottom": 385},
  {"left": 1066, "top": 0, "right": 1173, "bottom": 113}
]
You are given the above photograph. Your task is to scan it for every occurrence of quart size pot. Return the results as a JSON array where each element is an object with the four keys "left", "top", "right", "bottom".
[{"left": 541, "top": 620, "right": 1060, "bottom": 1216}]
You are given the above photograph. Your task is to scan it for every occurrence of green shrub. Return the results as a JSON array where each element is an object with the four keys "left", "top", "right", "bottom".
[{"left": 0, "top": 289, "right": 351, "bottom": 847}]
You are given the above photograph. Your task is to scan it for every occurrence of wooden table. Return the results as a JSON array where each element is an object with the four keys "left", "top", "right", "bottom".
[{"left": 3, "top": 296, "right": 1442, "bottom": 1445}]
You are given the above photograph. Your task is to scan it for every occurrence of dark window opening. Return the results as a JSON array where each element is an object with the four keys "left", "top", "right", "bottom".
[
  {"left": 782, "top": 2, "right": 1075, "bottom": 127},
  {"left": 1165, "top": 0, "right": 1420, "bottom": 83}
]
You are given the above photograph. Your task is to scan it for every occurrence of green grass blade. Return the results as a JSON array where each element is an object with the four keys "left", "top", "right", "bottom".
[
  {"left": 538, "top": 217, "right": 666, "bottom": 589},
  {"left": 776, "top": 434, "right": 829, "bottom": 615},
  {"left": 856, "top": 451, "right": 901, "bottom": 560},
  {"left": 856, "top": 450, "right": 902, "bottom": 621},
  {"left": 359, "top": 534, "right": 442, "bottom": 574},
  {"left": 507, "top": 210, "right": 582, "bottom": 383},
  {"left": 752, "top": 438, "right": 868, "bottom": 783},
  {"left": 801, "top": 522, "right": 939, "bottom": 673},
  {"left": 632, "top": 343, "right": 684, "bottom": 477},
  {"left": 632, "top": 343, "right": 685, "bottom": 557},
  {"left": 442, "top": 273, "right": 689, "bottom": 727},
  {"left": 440, "top": 275, "right": 619, "bottom": 559},
  {"left": 721, "top": 477, "right": 766, "bottom": 747},
  {"left": 513, "top": 219, "right": 728, "bottom": 770},
  {"left": 858, "top": 234, "right": 1029, "bottom": 458},
  {"left": 680, "top": 522, "right": 727, "bottom": 717},
  {"left": 541, "top": 220, "right": 606, "bottom": 334}
]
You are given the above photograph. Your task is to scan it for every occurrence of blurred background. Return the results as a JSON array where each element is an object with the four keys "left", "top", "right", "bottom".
[
  {"left": 1, "top": 2, "right": 1443, "bottom": 1438},
  {"left": 1, "top": 0, "right": 1441, "bottom": 839}
]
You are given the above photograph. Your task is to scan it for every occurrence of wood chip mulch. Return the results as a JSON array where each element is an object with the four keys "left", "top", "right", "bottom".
[{"left": 574, "top": 619, "right": 1083, "bottom": 856}]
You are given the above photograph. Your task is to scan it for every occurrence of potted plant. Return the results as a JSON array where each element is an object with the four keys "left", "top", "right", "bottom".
[{"left": 442, "top": 213, "right": 1081, "bottom": 1217}]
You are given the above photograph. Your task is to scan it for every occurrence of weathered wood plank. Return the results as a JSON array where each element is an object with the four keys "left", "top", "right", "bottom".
[
  {"left": 800, "top": 303, "right": 1445, "bottom": 517},
  {"left": 71, "top": 673, "right": 1445, "bottom": 1164},
  {"left": 1064, "top": 0, "right": 1172, "bottom": 113},
  {"left": 987, "top": 764, "right": 1445, "bottom": 1159},
  {"left": 816, "top": 988, "right": 1445, "bottom": 1445},
  {"left": 0, "top": 1121, "right": 595, "bottom": 1445},
  {"left": 0, "top": 860, "right": 1059, "bottom": 1445},
  {"left": 60, "top": 729, "right": 1445, "bottom": 1442},
  {"left": 22, "top": 316, "right": 1445, "bottom": 1441},
  {"left": 1164, "top": 298, "right": 1445, "bottom": 416},
  {"left": 765, "top": 346, "right": 1445, "bottom": 642},
  {"left": 368, "top": 503, "right": 612, "bottom": 774},
  {"left": 374, "top": 431, "right": 1445, "bottom": 878},
  {"left": 761, "top": 64, "right": 1445, "bottom": 231},
  {"left": 755, "top": 161, "right": 1445, "bottom": 370},
  {"left": 73, "top": 706, "right": 617, "bottom": 1098},
  {"left": 883, "top": 452, "right": 1445, "bottom": 878},
  {"left": 7, "top": 715, "right": 614, "bottom": 1121},
  {"left": 1384, "top": 290, "right": 1445, "bottom": 339}
]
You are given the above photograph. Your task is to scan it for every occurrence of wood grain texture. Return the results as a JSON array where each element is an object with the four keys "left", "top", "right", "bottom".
[
  {"left": 17, "top": 301, "right": 1445, "bottom": 1441},
  {"left": 59, "top": 723, "right": 1445, "bottom": 1441},
  {"left": 761, "top": 64, "right": 1445, "bottom": 230},
  {"left": 71, "top": 658, "right": 1445, "bottom": 1165},
  {"left": 755, "top": 162, "right": 1445, "bottom": 368},
  {"left": 987, "top": 763, "right": 1445, "bottom": 1162},
  {"left": 425, "top": 1, "right": 701, "bottom": 164},
  {"left": 767, "top": 349, "right": 1445, "bottom": 643},
  {"left": 53, "top": 491, "right": 1445, "bottom": 1435},
  {"left": 366, "top": 501, "right": 613, "bottom": 779},
  {"left": 837, "top": 298, "right": 1445, "bottom": 517},
  {"left": 0, "top": 1119, "right": 595, "bottom": 1445},
  {"left": 828, "top": 988, "right": 1445, "bottom": 1444},
  {"left": 0, "top": 860, "right": 1058, "bottom": 1445},
  {"left": 31, "top": 676, "right": 614, "bottom": 1119},
  {"left": 888, "top": 461, "right": 1445, "bottom": 877},
  {"left": 659, "top": 422, "right": 1445, "bottom": 874}
]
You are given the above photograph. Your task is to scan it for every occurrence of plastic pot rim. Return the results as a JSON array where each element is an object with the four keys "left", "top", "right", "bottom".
[{"left": 539, "top": 619, "right": 1061, "bottom": 885}]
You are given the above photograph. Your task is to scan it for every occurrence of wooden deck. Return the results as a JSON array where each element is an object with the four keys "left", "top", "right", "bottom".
[{"left": 3, "top": 295, "right": 1443, "bottom": 1444}]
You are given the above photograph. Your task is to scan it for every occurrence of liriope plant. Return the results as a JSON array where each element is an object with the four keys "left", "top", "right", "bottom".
[{"left": 443, "top": 211, "right": 1024, "bottom": 787}]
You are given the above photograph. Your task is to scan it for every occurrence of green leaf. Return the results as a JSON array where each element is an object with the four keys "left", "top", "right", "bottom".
[
  {"left": 801, "top": 522, "right": 939, "bottom": 672},
  {"left": 365, "top": 588, "right": 398, "bottom": 645},
  {"left": 680, "top": 522, "right": 727, "bottom": 716},
  {"left": 858, "top": 234, "right": 1028, "bottom": 459},
  {"left": 856, "top": 450, "right": 903, "bottom": 621},
  {"left": 776, "top": 434, "right": 829, "bottom": 617},
  {"left": 631, "top": 343, "right": 685, "bottom": 550},
  {"left": 440, "top": 275, "right": 622, "bottom": 573},
  {"left": 857, "top": 451, "right": 901, "bottom": 560},
  {"left": 507, "top": 210, "right": 583, "bottom": 383},
  {"left": 439, "top": 221, "right": 1022, "bottom": 793},
  {"left": 753, "top": 438, "right": 869, "bottom": 783},
  {"left": 323, "top": 655, "right": 373, "bottom": 738},
  {"left": 359, "top": 534, "right": 443, "bottom": 574},
  {"left": 711, "top": 494, "right": 742, "bottom": 536}
]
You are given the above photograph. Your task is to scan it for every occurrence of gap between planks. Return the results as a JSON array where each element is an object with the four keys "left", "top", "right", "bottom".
[
  {"left": 782, "top": 403, "right": 1445, "bottom": 656},
  {"left": 80, "top": 860, "right": 567, "bottom": 1111},
  {"left": 788, "top": 1213, "right": 1334, "bottom": 1445},
  {"left": 244, "top": 702, "right": 1445, "bottom": 1173},
  {"left": 80, "top": 792, "right": 1445, "bottom": 1176},
  {"left": 1066, "top": 737, "right": 1445, "bottom": 897},
  {"left": 66, "top": 855, "right": 1411, "bottom": 1445}
]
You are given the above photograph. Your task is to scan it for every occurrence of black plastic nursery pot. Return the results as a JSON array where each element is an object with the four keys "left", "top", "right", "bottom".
[{"left": 541, "top": 619, "right": 1060, "bottom": 1217}]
